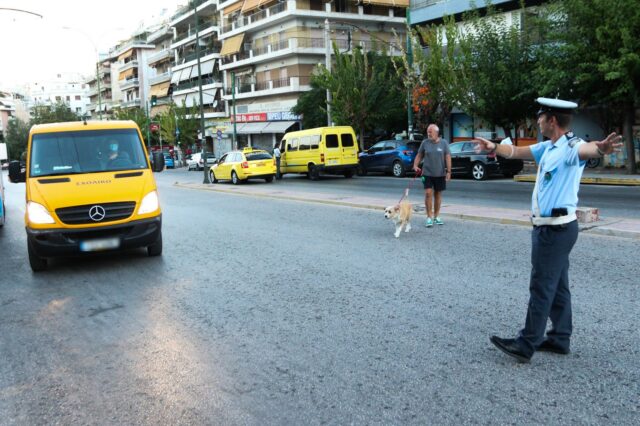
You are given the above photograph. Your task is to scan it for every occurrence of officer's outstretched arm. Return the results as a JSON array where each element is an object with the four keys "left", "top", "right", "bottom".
[
  {"left": 473, "top": 137, "right": 534, "bottom": 160},
  {"left": 578, "top": 133, "right": 623, "bottom": 160}
]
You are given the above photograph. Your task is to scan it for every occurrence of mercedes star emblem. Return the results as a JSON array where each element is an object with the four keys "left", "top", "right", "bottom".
[{"left": 88, "top": 205, "right": 106, "bottom": 222}]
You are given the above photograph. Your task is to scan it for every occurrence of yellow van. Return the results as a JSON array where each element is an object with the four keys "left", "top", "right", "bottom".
[
  {"left": 8, "top": 120, "right": 165, "bottom": 271},
  {"left": 278, "top": 126, "right": 359, "bottom": 180}
]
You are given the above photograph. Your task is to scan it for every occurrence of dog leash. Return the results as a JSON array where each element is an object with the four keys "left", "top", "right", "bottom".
[{"left": 397, "top": 168, "right": 423, "bottom": 205}]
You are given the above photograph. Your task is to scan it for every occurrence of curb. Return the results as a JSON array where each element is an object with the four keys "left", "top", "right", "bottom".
[
  {"left": 173, "top": 182, "right": 640, "bottom": 240},
  {"left": 514, "top": 174, "right": 640, "bottom": 186}
]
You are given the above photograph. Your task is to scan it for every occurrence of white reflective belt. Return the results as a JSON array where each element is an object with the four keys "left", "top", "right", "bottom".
[{"left": 531, "top": 150, "right": 576, "bottom": 226}]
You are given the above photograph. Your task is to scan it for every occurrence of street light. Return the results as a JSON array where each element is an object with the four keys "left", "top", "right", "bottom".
[{"left": 0, "top": 7, "right": 42, "bottom": 18}]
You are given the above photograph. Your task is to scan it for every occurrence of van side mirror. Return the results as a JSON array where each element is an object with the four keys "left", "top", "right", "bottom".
[
  {"left": 152, "top": 152, "right": 165, "bottom": 172},
  {"left": 8, "top": 160, "right": 25, "bottom": 183}
]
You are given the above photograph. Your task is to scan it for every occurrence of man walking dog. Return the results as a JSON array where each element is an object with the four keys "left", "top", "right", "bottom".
[{"left": 413, "top": 124, "right": 451, "bottom": 227}]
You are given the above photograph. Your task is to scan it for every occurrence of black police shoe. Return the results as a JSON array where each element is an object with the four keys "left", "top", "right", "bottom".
[
  {"left": 490, "top": 336, "right": 532, "bottom": 363},
  {"left": 537, "top": 339, "right": 570, "bottom": 355}
]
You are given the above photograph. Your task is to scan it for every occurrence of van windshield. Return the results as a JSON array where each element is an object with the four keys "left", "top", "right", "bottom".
[{"left": 30, "top": 129, "right": 148, "bottom": 177}]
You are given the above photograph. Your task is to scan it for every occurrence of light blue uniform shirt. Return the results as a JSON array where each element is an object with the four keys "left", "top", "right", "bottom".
[{"left": 529, "top": 134, "right": 586, "bottom": 217}]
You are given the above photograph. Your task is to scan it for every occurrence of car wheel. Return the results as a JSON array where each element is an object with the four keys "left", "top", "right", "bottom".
[
  {"left": 231, "top": 171, "right": 240, "bottom": 185},
  {"left": 209, "top": 170, "right": 218, "bottom": 183},
  {"left": 28, "top": 241, "right": 47, "bottom": 272},
  {"left": 344, "top": 170, "right": 353, "bottom": 178},
  {"left": 471, "top": 162, "right": 487, "bottom": 181},
  {"left": 503, "top": 172, "right": 515, "bottom": 178},
  {"left": 265, "top": 176, "right": 274, "bottom": 183},
  {"left": 392, "top": 160, "right": 406, "bottom": 178},
  {"left": 147, "top": 231, "right": 162, "bottom": 256},
  {"left": 308, "top": 165, "right": 319, "bottom": 181},
  {"left": 357, "top": 165, "right": 367, "bottom": 176}
]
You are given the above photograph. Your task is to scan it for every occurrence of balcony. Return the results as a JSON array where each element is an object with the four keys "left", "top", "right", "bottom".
[
  {"left": 221, "top": 1, "right": 286, "bottom": 34},
  {"left": 120, "top": 99, "right": 141, "bottom": 108},
  {"left": 119, "top": 60, "right": 139, "bottom": 72},
  {"left": 410, "top": 0, "right": 513, "bottom": 25},
  {"left": 119, "top": 78, "right": 139, "bottom": 90},
  {"left": 222, "top": 76, "right": 311, "bottom": 100},
  {"left": 148, "top": 49, "right": 172, "bottom": 65},
  {"left": 178, "top": 45, "right": 220, "bottom": 64},
  {"left": 149, "top": 72, "right": 171, "bottom": 85},
  {"left": 173, "top": 19, "right": 218, "bottom": 46},
  {"left": 173, "top": 76, "right": 222, "bottom": 93},
  {"left": 171, "top": 0, "right": 209, "bottom": 21}
]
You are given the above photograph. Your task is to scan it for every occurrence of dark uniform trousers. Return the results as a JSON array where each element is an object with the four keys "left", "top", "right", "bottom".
[{"left": 517, "top": 220, "right": 579, "bottom": 356}]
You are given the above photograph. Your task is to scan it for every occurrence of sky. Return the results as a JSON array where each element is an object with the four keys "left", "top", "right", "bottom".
[{"left": 0, "top": 0, "right": 184, "bottom": 90}]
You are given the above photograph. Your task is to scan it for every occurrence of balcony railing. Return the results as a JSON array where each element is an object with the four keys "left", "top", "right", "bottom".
[
  {"left": 171, "top": 0, "right": 208, "bottom": 20},
  {"left": 149, "top": 72, "right": 171, "bottom": 85},
  {"left": 174, "top": 19, "right": 218, "bottom": 44},
  {"left": 411, "top": 0, "right": 445, "bottom": 9},
  {"left": 173, "top": 76, "right": 222, "bottom": 92},
  {"left": 119, "top": 78, "right": 139, "bottom": 90},
  {"left": 178, "top": 45, "right": 220, "bottom": 64},
  {"left": 120, "top": 99, "right": 141, "bottom": 108},
  {"left": 224, "top": 76, "right": 310, "bottom": 95},
  {"left": 221, "top": 1, "right": 286, "bottom": 34},
  {"left": 148, "top": 49, "right": 172, "bottom": 65}
]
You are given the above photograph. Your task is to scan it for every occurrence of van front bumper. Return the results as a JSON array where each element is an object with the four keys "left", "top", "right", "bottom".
[{"left": 26, "top": 215, "right": 161, "bottom": 258}]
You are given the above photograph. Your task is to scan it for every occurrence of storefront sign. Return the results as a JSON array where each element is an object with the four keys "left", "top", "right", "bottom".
[{"left": 231, "top": 111, "right": 301, "bottom": 123}]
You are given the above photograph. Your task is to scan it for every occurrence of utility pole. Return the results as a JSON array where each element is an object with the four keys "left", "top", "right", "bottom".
[
  {"left": 325, "top": 19, "right": 332, "bottom": 127},
  {"left": 406, "top": 8, "right": 413, "bottom": 137},
  {"left": 232, "top": 72, "right": 237, "bottom": 150},
  {"left": 193, "top": 1, "right": 209, "bottom": 183},
  {"left": 96, "top": 61, "right": 103, "bottom": 120}
]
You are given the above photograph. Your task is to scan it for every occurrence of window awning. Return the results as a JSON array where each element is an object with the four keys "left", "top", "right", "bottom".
[
  {"left": 235, "top": 122, "right": 269, "bottom": 134},
  {"left": 262, "top": 121, "right": 296, "bottom": 134},
  {"left": 118, "top": 49, "right": 133, "bottom": 61},
  {"left": 178, "top": 66, "right": 194, "bottom": 82},
  {"left": 118, "top": 68, "right": 135, "bottom": 80},
  {"left": 358, "top": 0, "right": 409, "bottom": 6},
  {"left": 170, "top": 70, "right": 181, "bottom": 84},
  {"left": 199, "top": 59, "right": 215, "bottom": 76},
  {"left": 150, "top": 81, "right": 171, "bottom": 97},
  {"left": 220, "top": 33, "right": 245, "bottom": 57},
  {"left": 241, "top": 0, "right": 262, "bottom": 14},
  {"left": 223, "top": 1, "right": 243, "bottom": 15}
]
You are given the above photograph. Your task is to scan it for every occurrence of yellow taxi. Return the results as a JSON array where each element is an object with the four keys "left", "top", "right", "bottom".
[{"left": 209, "top": 147, "right": 276, "bottom": 184}]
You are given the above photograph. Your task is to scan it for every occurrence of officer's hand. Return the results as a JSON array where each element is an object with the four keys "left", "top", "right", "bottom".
[
  {"left": 473, "top": 137, "right": 495, "bottom": 153},
  {"left": 596, "top": 132, "right": 624, "bottom": 155}
]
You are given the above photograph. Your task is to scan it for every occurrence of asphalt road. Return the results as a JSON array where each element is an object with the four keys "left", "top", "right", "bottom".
[
  {"left": 0, "top": 171, "right": 638, "bottom": 425},
  {"left": 178, "top": 167, "right": 640, "bottom": 219}
]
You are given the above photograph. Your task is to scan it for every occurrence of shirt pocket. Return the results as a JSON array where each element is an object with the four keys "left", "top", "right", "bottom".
[{"left": 540, "top": 157, "right": 561, "bottom": 188}]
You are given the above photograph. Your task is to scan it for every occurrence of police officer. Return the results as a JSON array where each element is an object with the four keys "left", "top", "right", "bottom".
[{"left": 475, "top": 97, "right": 623, "bottom": 363}]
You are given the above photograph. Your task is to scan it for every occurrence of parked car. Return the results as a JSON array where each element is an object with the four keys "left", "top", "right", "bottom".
[
  {"left": 187, "top": 152, "right": 217, "bottom": 171},
  {"left": 163, "top": 154, "right": 175, "bottom": 169},
  {"left": 209, "top": 148, "right": 276, "bottom": 184},
  {"left": 357, "top": 139, "right": 421, "bottom": 177},
  {"left": 449, "top": 141, "right": 523, "bottom": 180}
]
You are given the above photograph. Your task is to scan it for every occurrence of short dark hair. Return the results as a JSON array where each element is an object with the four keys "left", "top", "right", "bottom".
[{"left": 542, "top": 112, "right": 572, "bottom": 128}]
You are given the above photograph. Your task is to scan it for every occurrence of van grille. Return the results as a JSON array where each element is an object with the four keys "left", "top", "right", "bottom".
[{"left": 56, "top": 202, "right": 136, "bottom": 225}]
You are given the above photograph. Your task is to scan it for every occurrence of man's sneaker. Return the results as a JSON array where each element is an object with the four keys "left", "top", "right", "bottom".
[
  {"left": 424, "top": 217, "right": 433, "bottom": 227},
  {"left": 434, "top": 217, "right": 444, "bottom": 225}
]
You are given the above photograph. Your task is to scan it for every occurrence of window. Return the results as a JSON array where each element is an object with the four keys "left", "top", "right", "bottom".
[
  {"left": 55, "top": 96, "right": 61, "bottom": 101},
  {"left": 449, "top": 143, "right": 464, "bottom": 154},
  {"left": 341, "top": 133, "right": 355, "bottom": 147},
  {"left": 369, "top": 141, "right": 385, "bottom": 153},
  {"left": 325, "top": 134, "right": 339, "bottom": 148},
  {"left": 287, "top": 138, "right": 298, "bottom": 152},
  {"left": 383, "top": 142, "right": 395, "bottom": 151},
  {"left": 299, "top": 136, "right": 310, "bottom": 151},
  {"left": 246, "top": 152, "right": 272, "bottom": 161},
  {"left": 66, "top": 96, "right": 70, "bottom": 101},
  {"left": 310, "top": 134, "right": 320, "bottom": 149},
  {"left": 462, "top": 142, "right": 477, "bottom": 152},
  {"left": 75, "top": 95, "right": 81, "bottom": 100}
]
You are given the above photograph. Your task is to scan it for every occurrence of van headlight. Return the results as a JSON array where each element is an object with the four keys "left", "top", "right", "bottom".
[
  {"left": 137, "top": 191, "right": 159, "bottom": 215},
  {"left": 27, "top": 201, "right": 55, "bottom": 224}
]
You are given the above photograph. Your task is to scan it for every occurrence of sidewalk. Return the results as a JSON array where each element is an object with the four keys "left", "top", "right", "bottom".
[
  {"left": 515, "top": 162, "right": 640, "bottom": 185},
  {"left": 174, "top": 182, "right": 640, "bottom": 240}
]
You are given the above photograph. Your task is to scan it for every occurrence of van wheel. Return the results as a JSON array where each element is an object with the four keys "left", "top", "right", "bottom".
[
  {"left": 147, "top": 231, "right": 163, "bottom": 256},
  {"left": 344, "top": 170, "right": 354, "bottom": 178},
  {"left": 308, "top": 165, "right": 319, "bottom": 181},
  {"left": 265, "top": 176, "right": 274, "bottom": 183},
  {"left": 392, "top": 161, "right": 406, "bottom": 178},
  {"left": 357, "top": 165, "right": 367, "bottom": 176},
  {"left": 209, "top": 170, "right": 218, "bottom": 183},
  {"left": 28, "top": 241, "right": 47, "bottom": 272},
  {"left": 231, "top": 171, "right": 240, "bottom": 185}
]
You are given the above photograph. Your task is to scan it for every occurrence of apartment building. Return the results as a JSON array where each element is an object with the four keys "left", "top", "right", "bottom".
[
  {"left": 109, "top": 34, "right": 156, "bottom": 112},
  {"left": 217, "top": 0, "right": 408, "bottom": 150},
  {"left": 0, "top": 91, "right": 17, "bottom": 138},
  {"left": 23, "top": 73, "right": 91, "bottom": 117},
  {"left": 86, "top": 58, "right": 115, "bottom": 119},
  {"left": 169, "top": 0, "right": 226, "bottom": 152},
  {"left": 147, "top": 24, "right": 174, "bottom": 116}
]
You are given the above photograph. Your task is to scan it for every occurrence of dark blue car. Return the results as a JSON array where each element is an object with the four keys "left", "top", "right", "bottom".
[{"left": 357, "top": 139, "right": 421, "bottom": 177}]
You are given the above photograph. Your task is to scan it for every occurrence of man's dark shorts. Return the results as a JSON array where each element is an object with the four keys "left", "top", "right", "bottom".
[{"left": 421, "top": 175, "right": 446, "bottom": 191}]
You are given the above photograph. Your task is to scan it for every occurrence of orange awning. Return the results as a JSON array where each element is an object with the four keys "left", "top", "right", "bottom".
[
  {"left": 241, "top": 0, "right": 261, "bottom": 14},
  {"left": 149, "top": 81, "right": 171, "bottom": 97},
  {"left": 118, "top": 68, "right": 134, "bottom": 80},
  {"left": 118, "top": 49, "right": 133, "bottom": 61},
  {"left": 219, "top": 33, "right": 245, "bottom": 57},
  {"left": 223, "top": 1, "right": 243, "bottom": 15}
]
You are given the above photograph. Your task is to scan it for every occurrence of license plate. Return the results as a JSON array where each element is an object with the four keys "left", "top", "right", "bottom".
[
  {"left": 328, "top": 159, "right": 339, "bottom": 165},
  {"left": 255, "top": 162, "right": 265, "bottom": 167},
  {"left": 80, "top": 237, "right": 120, "bottom": 252}
]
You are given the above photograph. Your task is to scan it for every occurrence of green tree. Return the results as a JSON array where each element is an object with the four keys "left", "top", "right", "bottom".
[
  {"left": 551, "top": 0, "right": 639, "bottom": 173},
  {"left": 31, "top": 101, "right": 80, "bottom": 124},
  {"left": 291, "top": 81, "right": 327, "bottom": 130},
  {"left": 114, "top": 107, "right": 150, "bottom": 142},
  {"left": 314, "top": 45, "right": 405, "bottom": 150},
  {"left": 4, "top": 118, "right": 30, "bottom": 160},
  {"left": 173, "top": 100, "right": 200, "bottom": 150},
  {"left": 458, "top": 4, "right": 542, "bottom": 139}
]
